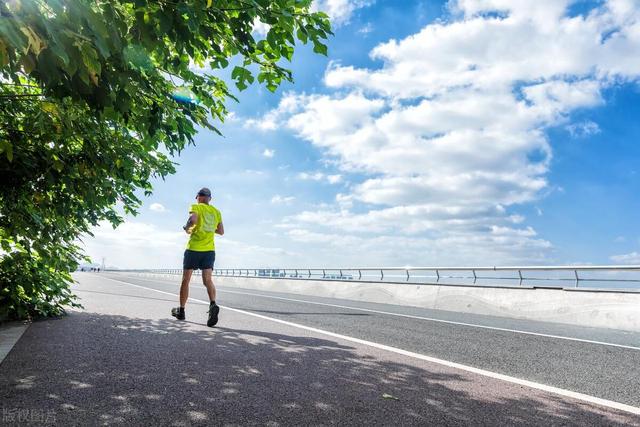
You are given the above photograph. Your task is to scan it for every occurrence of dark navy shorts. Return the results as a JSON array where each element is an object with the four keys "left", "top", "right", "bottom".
[{"left": 183, "top": 250, "right": 215, "bottom": 270}]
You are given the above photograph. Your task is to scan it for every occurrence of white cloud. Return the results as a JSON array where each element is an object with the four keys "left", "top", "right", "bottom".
[
  {"left": 271, "top": 195, "right": 296, "bottom": 205},
  {"left": 358, "top": 22, "right": 374, "bottom": 34},
  {"left": 82, "top": 221, "right": 185, "bottom": 268},
  {"left": 220, "top": 238, "right": 298, "bottom": 267},
  {"left": 82, "top": 220, "right": 302, "bottom": 269},
  {"left": 285, "top": 226, "right": 550, "bottom": 266},
  {"left": 252, "top": 1, "right": 372, "bottom": 37},
  {"left": 327, "top": 174, "right": 343, "bottom": 184},
  {"left": 245, "top": 92, "right": 308, "bottom": 131},
  {"left": 248, "top": 0, "right": 640, "bottom": 265},
  {"left": 566, "top": 120, "right": 601, "bottom": 138},
  {"left": 149, "top": 203, "right": 166, "bottom": 212},
  {"left": 610, "top": 251, "right": 640, "bottom": 264},
  {"left": 297, "top": 171, "right": 343, "bottom": 184},
  {"left": 263, "top": 148, "right": 275, "bottom": 158},
  {"left": 311, "top": 0, "right": 374, "bottom": 26},
  {"left": 298, "top": 172, "right": 325, "bottom": 181},
  {"left": 252, "top": 19, "right": 271, "bottom": 37}
]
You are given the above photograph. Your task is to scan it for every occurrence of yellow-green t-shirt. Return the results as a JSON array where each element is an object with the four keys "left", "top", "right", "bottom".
[{"left": 186, "top": 203, "right": 222, "bottom": 252}]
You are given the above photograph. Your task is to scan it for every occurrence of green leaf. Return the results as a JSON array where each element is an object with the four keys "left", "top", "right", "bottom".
[
  {"left": 20, "top": 53, "right": 35, "bottom": 73},
  {"left": 296, "top": 27, "right": 308, "bottom": 44},
  {"left": 49, "top": 42, "right": 70, "bottom": 67},
  {"left": 0, "top": 38, "right": 8, "bottom": 66},
  {"left": 20, "top": 26, "right": 46, "bottom": 55},
  {"left": 0, "top": 140, "right": 13, "bottom": 162},
  {"left": 231, "top": 66, "right": 254, "bottom": 91},
  {"left": 313, "top": 41, "right": 328, "bottom": 56}
]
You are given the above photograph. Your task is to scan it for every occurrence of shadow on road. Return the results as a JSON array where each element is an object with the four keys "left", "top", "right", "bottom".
[{"left": 0, "top": 312, "right": 637, "bottom": 426}]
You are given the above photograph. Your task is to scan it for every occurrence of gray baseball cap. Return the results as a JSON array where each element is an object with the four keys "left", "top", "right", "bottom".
[{"left": 197, "top": 187, "right": 212, "bottom": 197}]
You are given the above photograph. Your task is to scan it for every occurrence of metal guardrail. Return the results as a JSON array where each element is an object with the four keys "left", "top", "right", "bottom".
[{"left": 112, "top": 265, "right": 640, "bottom": 291}]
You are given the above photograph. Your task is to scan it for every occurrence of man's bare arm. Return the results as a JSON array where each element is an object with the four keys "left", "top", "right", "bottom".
[
  {"left": 183, "top": 212, "right": 198, "bottom": 233},
  {"left": 215, "top": 222, "right": 224, "bottom": 236}
]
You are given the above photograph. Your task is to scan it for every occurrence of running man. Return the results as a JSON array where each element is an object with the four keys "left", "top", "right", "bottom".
[{"left": 171, "top": 187, "right": 224, "bottom": 327}]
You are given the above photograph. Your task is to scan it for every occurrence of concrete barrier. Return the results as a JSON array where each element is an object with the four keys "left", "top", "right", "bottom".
[
  {"left": 216, "top": 276, "right": 640, "bottom": 332},
  {"left": 132, "top": 273, "right": 640, "bottom": 332}
]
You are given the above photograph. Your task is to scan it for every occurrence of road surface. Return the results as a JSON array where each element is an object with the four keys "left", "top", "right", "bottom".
[{"left": 1, "top": 272, "right": 639, "bottom": 425}]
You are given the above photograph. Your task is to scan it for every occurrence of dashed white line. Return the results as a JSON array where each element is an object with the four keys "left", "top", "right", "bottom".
[{"left": 97, "top": 275, "right": 640, "bottom": 416}]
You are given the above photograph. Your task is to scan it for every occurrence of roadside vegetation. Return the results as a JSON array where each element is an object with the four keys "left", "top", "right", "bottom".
[{"left": 0, "top": 0, "right": 330, "bottom": 321}]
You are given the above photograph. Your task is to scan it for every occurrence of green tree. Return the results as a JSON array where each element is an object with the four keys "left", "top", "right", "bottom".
[{"left": 0, "top": 0, "right": 331, "bottom": 321}]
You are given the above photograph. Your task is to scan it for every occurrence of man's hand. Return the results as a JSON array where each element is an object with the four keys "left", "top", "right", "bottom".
[{"left": 184, "top": 212, "right": 198, "bottom": 234}]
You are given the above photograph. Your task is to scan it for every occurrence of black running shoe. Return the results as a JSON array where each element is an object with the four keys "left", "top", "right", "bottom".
[
  {"left": 207, "top": 303, "right": 220, "bottom": 327},
  {"left": 171, "top": 307, "right": 185, "bottom": 320}
]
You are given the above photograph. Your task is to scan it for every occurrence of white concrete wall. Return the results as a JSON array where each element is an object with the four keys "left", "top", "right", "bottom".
[{"left": 137, "top": 273, "right": 640, "bottom": 332}]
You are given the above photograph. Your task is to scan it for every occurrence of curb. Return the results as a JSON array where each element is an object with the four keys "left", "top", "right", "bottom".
[{"left": 0, "top": 321, "right": 30, "bottom": 366}]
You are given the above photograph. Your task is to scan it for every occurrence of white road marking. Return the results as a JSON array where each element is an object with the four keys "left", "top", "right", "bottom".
[
  {"left": 99, "top": 273, "right": 640, "bottom": 351},
  {"left": 97, "top": 275, "right": 640, "bottom": 416}
]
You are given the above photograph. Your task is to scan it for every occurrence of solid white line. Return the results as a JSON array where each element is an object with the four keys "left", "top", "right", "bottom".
[
  {"left": 217, "top": 289, "right": 640, "bottom": 351},
  {"left": 100, "top": 273, "right": 640, "bottom": 351},
  {"left": 97, "top": 275, "right": 640, "bottom": 415}
]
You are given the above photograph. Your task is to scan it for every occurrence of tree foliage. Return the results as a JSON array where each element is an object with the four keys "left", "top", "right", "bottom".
[{"left": 0, "top": 0, "right": 331, "bottom": 321}]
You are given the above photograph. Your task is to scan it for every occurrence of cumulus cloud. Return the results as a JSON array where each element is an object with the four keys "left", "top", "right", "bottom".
[
  {"left": 358, "top": 22, "right": 374, "bottom": 34},
  {"left": 248, "top": 0, "right": 640, "bottom": 265},
  {"left": 82, "top": 220, "right": 300, "bottom": 269},
  {"left": 149, "top": 203, "right": 166, "bottom": 212},
  {"left": 82, "top": 221, "right": 185, "bottom": 268},
  {"left": 253, "top": 0, "right": 373, "bottom": 36},
  {"left": 271, "top": 195, "right": 296, "bottom": 205},
  {"left": 311, "top": 0, "right": 374, "bottom": 26},
  {"left": 220, "top": 238, "right": 299, "bottom": 267},
  {"left": 610, "top": 251, "right": 640, "bottom": 264},
  {"left": 566, "top": 120, "right": 602, "bottom": 138},
  {"left": 285, "top": 226, "right": 550, "bottom": 266},
  {"left": 297, "top": 171, "right": 343, "bottom": 184},
  {"left": 263, "top": 148, "right": 275, "bottom": 158}
]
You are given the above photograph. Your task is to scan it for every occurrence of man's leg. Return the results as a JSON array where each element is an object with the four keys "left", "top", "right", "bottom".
[
  {"left": 203, "top": 268, "right": 220, "bottom": 326},
  {"left": 180, "top": 269, "right": 193, "bottom": 307},
  {"left": 201, "top": 268, "right": 216, "bottom": 302},
  {"left": 171, "top": 269, "right": 192, "bottom": 320},
  {"left": 173, "top": 251, "right": 195, "bottom": 320}
]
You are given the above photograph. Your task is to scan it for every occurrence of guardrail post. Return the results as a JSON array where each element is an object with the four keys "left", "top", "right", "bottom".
[
  {"left": 518, "top": 270, "right": 523, "bottom": 286},
  {"left": 406, "top": 269, "right": 410, "bottom": 281},
  {"left": 472, "top": 269, "right": 477, "bottom": 284},
  {"left": 574, "top": 269, "right": 579, "bottom": 288}
]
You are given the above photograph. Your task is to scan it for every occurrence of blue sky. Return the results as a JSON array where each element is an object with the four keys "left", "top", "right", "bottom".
[{"left": 84, "top": 0, "right": 640, "bottom": 269}]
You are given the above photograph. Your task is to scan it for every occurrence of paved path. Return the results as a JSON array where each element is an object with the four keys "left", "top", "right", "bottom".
[{"left": 1, "top": 272, "right": 639, "bottom": 426}]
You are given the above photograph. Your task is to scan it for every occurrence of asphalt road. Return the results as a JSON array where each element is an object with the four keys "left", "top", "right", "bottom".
[{"left": 1, "top": 272, "right": 639, "bottom": 426}]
